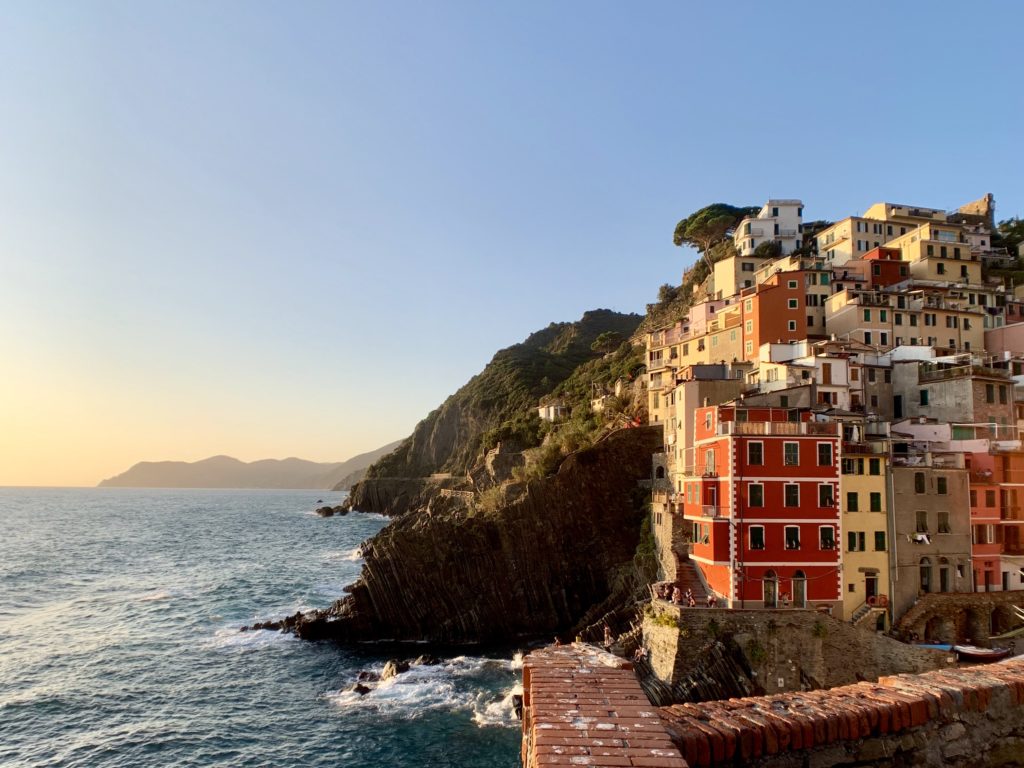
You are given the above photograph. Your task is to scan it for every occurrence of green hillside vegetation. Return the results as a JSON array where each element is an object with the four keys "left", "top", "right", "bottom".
[{"left": 365, "top": 309, "right": 643, "bottom": 478}]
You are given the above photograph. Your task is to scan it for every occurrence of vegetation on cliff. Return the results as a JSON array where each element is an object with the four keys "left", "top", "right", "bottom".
[{"left": 364, "top": 309, "right": 643, "bottom": 479}]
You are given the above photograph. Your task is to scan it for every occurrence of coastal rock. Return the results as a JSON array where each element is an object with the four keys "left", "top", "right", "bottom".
[
  {"left": 381, "top": 660, "right": 410, "bottom": 680},
  {"left": 274, "top": 426, "right": 662, "bottom": 645},
  {"left": 315, "top": 506, "right": 335, "bottom": 517},
  {"left": 357, "top": 670, "right": 380, "bottom": 683},
  {"left": 411, "top": 654, "right": 440, "bottom": 667},
  {"left": 349, "top": 683, "right": 371, "bottom": 696}
]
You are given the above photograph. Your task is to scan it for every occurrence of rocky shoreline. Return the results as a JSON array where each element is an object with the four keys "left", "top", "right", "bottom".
[{"left": 244, "top": 426, "right": 662, "bottom": 647}]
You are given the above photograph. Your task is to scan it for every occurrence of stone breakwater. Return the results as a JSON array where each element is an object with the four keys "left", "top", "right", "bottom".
[{"left": 520, "top": 644, "right": 1024, "bottom": 768}]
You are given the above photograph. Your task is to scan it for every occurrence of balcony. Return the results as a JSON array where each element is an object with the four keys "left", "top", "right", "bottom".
[
  {"left": 719, "top": 420, "right": 838, "bottom": 436},
  {"left": 918, "top": 363, "right": 1013, "bottom": 383},
  {"left": 701, "top": 505, "right": 721, "bottom": 518},
  {"left": 1001, "top": 506, "right": 1024, "bottom": 522},
  {"left": 970, "top": 470, "right": 997, "bottom": 485},
  {"left": 777, "top": 228, "right": 798, "bottom": 238}
]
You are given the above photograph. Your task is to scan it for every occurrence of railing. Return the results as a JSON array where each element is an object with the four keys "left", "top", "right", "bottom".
[
  {"left": 919, "top": 363, "right": 1013, "bottom": 383},
  {"left": 719, "top": 421, "right": 838, "bottom": 436},
  {"left": 701, "top": 505, "right": 721, "bottom": 518},
  {"left": 970, "top": 471, "right": 997, "bottom": 484},
  {"left": 1001, "top": 506, "right": 1024, "bottom": 522},
  {"left": 777, "top": 228, "right": 798, "bottom": 237}
]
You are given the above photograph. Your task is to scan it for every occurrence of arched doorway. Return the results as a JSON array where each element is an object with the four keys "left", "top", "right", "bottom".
[
  {"left": 763, "top": 570, "right": 778, "bottom": 608},
  {"left": 920, "top": 558, "right": 933, "bottom": 594},
  {"left": 792, "top": 570, "right": 807, "bottom": 608}
]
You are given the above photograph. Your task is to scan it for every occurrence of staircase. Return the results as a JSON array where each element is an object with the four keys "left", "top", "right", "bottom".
[{"left": 672, "top": 554, "right": 710, "bottom": 601}]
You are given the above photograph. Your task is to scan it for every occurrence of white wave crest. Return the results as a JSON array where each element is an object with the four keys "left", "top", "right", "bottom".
[
  {"left": 137, "top": 590, "right": 176, "bottom": 602},
  {"left": 471, "top": 684, "right": 522, "bottom": 728},
  {"left": 207, "top": 627, "right": 297, "bottom": 651}
]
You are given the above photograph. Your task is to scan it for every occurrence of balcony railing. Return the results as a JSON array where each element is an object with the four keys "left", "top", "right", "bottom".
[
  {"left": 701, "top": 505, "right": 721, "bottom": 518},
  {"left": 919, "top": 363, "right": 1013, "bottom": 383},
  {"left": 719, "top": 421, "right": 838, "bottom": 436},
  {"left": 1001, "top": 506, "right": 1024, "bottom": 522}
]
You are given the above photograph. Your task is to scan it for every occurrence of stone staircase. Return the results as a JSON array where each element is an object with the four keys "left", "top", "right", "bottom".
[{"left": 673, "top": 554, "right": 710, "bottom": 600}]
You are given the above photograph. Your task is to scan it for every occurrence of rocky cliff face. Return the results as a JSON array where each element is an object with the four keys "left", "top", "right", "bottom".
[
  {"left": 256, "top": 426, "right": 662, "bottom": 645},
  {"left": 361, "top": 309, "right": 643, "bottom": 481}
]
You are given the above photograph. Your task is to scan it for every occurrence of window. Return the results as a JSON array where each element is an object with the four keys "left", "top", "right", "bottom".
[
  {"left": 818, "top": 443, "right": 833, "bottom": 466},
  {"left": 986, "top": 490, "right": 996, "bottom": 507},
  {"left": 847, "top": 491, "right": 859, "bottom": 511},
  {"left": 916, "top": 510, "right": 928, "bottom": 533},
  {"left": 937, "top": 262, "right": 946, "bottom": 275},
  {"left": 819, "top": 484, "right": 834, "bottom": 507},
  {"left": 970, "top": 490, "right": 977, "bottom": 507},
  {"left": 820, "top": 526, "right": 835, "bottom": 550},
  {"left": 748, "top": 442, "right": 763, "bottom": 465},
  {"left": 750, "top": 525, "right": 765, "bottom": 550},
  {"left": 788, "top": 320, "right": 797, "bottom": 331},
  {"left": 788, "top": 298, "right": 798, "bottom": 309},
  {"left": 914, "top": 472, "right": 926, "bottom": 493},
  {"left": 874, "top": 531, "right": 886, "bottom": 551},
  {"left": 864, "top": 331, "right": 872, "bottom": 345},
  {"left": 784, "top": 484, "right": 799, "bottom": 507},
  {"left": 870, "top": 492, "right": 882, "bottom": 512},
  {"left": 920, "top": 389, "right": 929, "bottom": 406},
  {"left": 938, "top": 511, "right": 951, "bottom": 534},
  {"left": 784, "top": 442, "right": 799, "bottom": 466},
  {"left": 788, "top": 280, "right": 798, "bottom": 289},
  {"left": 863, "top": 309, "right": 871, "bottom": 322},
  {"left": 961, "top": 265, "right": 968, "bottom": 278},
  {"left": 937, "top": 477, "right": 947, "bottom": 495},
  {"left": 748, "top": 484, "right": 764, "bottom": 507},
  {"left": 895, "top": 313, "right": 903, "bottom": 326},
  {"left": 869, "top": 458, "right": 880, "bottom": 475},
  {"left": 785, "top": 526, "right": 801, "bottom": 549},
  {"left": 880, "top": 310, "right": 888, "bottom": 322},
  {"left": 880, "top": 332, "right": 888, "bottom": 346},
  {"left": 986, "top": 384, "right": 995, "bottom": 403},
  {"left": 847, "top": 531, "right": 866, "bottom": 552}
]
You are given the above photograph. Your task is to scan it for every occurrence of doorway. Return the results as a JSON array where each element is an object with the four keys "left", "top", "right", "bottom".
[{"left": 763, "top": 571, "right": 778, "bottom": 608}]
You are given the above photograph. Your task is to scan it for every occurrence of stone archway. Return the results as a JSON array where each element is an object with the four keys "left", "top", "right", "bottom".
[
  {"left": 965, "top": 607, "right": 992, "bottom": 644},
  {"left": 924, "top": 615, "right": 954, "bottom": 644}
]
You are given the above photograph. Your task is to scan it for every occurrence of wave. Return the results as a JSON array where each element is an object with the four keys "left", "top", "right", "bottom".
[
  {"left": 327, "top": 655, "right": 520, "bottom": 728},
  {"left": 206, "top": 627, "right": 297, "bottom": 651},
  {"left": 136, "top": 590, "right": 176, "bottom": 602}
]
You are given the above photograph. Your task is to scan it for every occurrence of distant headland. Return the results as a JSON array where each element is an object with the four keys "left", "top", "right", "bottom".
[{"left": 98, "top": 441, "right": 402, "bottom": 490}]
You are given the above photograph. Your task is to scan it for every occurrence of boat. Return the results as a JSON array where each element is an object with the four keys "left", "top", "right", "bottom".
[{"left": 952, "top": 645, "right": 1014, "bottom": 663}]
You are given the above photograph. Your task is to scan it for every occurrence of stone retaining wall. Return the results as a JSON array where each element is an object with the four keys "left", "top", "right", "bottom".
[{"left": 659, "top": 657, "right": 1024, "bottom": 767}]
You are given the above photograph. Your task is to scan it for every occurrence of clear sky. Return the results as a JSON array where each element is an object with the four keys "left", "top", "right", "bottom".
[{"left": 2, "top": 2, "right": 1023, "bottom": 486}]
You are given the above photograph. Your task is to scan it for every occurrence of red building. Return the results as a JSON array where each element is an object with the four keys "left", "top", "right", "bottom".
[
  {"left": 967, "top": 448, "right": 1024, "bottom": 591},
  {"left": 681, "top": 405, "right": 842, "bottom": 611}
]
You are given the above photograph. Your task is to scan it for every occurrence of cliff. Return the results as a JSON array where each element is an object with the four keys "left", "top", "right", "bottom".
[
  {"left": 253, "top": 426, "right": 662, "bottom": 644},
  {"left": 99, "top": 440, "right": 402, "bottom": 489},
  {"left": 361, "top": 309, "right": 643, "bottom": 482}
]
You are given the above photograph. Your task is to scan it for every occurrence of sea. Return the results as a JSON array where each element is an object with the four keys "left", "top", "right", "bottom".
[{"left": 0, "top": 488, "right": 523, "bottom": 767}]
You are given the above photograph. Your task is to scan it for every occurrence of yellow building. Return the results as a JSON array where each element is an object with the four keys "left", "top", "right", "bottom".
[
  {"left": 885, "top": 222, "right": 983, "bottom": 285},
  {"left": 840, "top": 446, "right": 891, "bottom": 628}
]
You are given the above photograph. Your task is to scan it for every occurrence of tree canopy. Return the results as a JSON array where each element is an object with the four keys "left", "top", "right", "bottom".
[{"left": 673, "top": 203, "right": 759, "bottom": 254}]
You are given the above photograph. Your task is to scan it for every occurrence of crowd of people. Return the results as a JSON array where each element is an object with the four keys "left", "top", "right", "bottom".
[{"left": 652, "top": 582, "right": 717, "bottom": 608}]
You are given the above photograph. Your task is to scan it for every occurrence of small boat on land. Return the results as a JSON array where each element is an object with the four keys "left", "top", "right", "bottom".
[{"left": 952, "top": 645, "right": 1014, "bottom": 663}]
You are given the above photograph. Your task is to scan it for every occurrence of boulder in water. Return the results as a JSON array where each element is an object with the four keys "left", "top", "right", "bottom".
[
  {"left": 411, "top": 654, "right": 440, "bottom": 667},
  {"left": 380, "top": 659, "right": 410, "bottom": 680},
  {"left": 349, "top": 683, "right": 371, "bottom": 696},
  {"left": 357, "top": 670, "right": 380, "bottom": 683},
  {"left": 315, "top": 506, "right": 335, "bottom": 517}
]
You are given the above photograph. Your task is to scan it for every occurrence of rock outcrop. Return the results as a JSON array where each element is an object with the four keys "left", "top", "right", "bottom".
[
  {"left": 345, "top": 475, "right": 473, "bottom": 517},
  {"left": 252, "top": 426, "right": 662, "bottom": 645}
]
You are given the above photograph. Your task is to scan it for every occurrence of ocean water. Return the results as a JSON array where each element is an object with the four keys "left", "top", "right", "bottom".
[{"left": 0, "top": 488, "right": 522, "bottom": 767}]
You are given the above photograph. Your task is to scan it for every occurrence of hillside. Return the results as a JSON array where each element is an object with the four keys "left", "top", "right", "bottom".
[
  {"left": 363, "top": 309, "right": 643, "bottom": 479},
  {"left": 99, "top": 441, "right": 402, "bottom": 489}
]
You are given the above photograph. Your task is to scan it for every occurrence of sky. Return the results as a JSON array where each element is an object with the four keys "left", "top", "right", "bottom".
[{"left": 2, "top": 2, "right": 1023, "bottom": 486}]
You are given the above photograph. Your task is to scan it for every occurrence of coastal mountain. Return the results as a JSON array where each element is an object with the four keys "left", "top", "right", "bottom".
[
  {"left": 363, "top": 308, "right": 643, "bottom": 480},
  {"left": 98, "top": 441, "right": 402, "bottom": 489}
]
